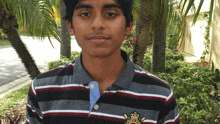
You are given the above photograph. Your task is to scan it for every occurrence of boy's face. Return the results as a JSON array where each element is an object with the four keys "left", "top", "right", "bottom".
[{"left": 68, "top": 0, "right": 133, "bottom": 57}]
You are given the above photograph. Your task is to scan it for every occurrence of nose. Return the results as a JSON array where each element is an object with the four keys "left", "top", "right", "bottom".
[{"left": 91, "top": 14, "right": 105, "bottom": 31}]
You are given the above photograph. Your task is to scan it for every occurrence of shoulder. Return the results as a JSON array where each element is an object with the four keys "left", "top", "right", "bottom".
[
  {"left": 131, "top": 62, "right": 172, "bottom": 99},
  {"left": 32, "top": 60, "right": 76, "bottom": 87}
]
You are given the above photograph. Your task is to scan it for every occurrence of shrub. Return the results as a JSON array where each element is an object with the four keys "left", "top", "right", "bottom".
[
  {"left": 47, "top": 51, "right": 81, "bottom": 70},
  {"left": 156, "top": 62, "right": 220, "bottom": 124},
  {"left": 165, "top": 50, "right": 184, "bottom": 61}
]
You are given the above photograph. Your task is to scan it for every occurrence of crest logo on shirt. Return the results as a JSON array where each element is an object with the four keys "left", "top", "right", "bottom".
[{"left": 124, "top": 111, "right": 145, "bottom": 124}]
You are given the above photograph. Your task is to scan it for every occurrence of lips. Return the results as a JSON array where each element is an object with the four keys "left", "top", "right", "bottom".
[{"left": 87, "top": 35, "right": 110, "bottom": 41}]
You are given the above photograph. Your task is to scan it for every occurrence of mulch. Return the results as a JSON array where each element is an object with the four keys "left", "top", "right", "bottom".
[
  {"left": 0, "top": 98, "right": 27, "bottom": 124},
  {"left": 187, "top": 61, "right": 210, "bottom": 68}
]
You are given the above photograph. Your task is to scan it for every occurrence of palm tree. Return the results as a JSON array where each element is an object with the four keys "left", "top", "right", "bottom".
[
  {"left": 133, "top": 0, "right": 215, "bottom": 72},
  {"left": 0, "top": 0, "right": 60, "bottom": 79},
  {"left": 50, "top": 0, "right": 71, "bottom": 59},
  {"left": 133, "top": 0, "right": 155, "bottom": 67}
]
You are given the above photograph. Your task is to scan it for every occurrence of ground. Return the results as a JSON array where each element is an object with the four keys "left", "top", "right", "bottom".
[{"left": 0, "top": 98, "right": 26, "bottom": 123}]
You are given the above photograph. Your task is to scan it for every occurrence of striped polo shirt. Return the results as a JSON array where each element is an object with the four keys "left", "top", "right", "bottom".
[{"left": 26, "top": 50, "right": 179, "bottom": 124}]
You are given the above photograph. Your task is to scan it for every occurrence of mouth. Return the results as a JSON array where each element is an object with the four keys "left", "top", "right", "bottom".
[{"left": 87, "top": 36, "right": 110, "bottom": 41}]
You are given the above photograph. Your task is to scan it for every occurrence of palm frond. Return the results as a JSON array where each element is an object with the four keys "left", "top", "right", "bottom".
[
  {"left": 0, "top": 0, "right": 61, "bottom": 47},
  {"left": 192, "top": 0, "right": 204, "bottom": 25},
  {"left": 208, "top": 0, "right": 214, "bottom": 26},
  {"left": 132, "top": 0, "right": 140, "bottom": 20},
  {"left": 50, "top": 0, "right": 60, "bottom": 8},
  {"left": 184, "top": 0, "right": 195, "bottom": 17}
]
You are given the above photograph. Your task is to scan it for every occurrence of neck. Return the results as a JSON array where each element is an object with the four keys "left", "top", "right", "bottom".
[{"left": 82, "top": 49, "right": 125, "bottom": 84}]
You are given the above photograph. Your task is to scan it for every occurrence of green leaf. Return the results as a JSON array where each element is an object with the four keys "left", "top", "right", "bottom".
[
  {"left": 208, "top": 0, "right": 214, "bottom": 26},
  {"left": 192, "top": 0, "right": 204, "bottom": 25},
  {"left": 184, "top": 0, "right": 195, "bottom": 17}
]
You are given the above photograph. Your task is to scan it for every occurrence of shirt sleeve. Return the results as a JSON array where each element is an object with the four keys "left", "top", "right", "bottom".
[
  {"left": 26, "top": 81, "right": 44, "bottom": 124},
  {"left": 157, "top": 90, "right": 180, "bottom": 124}
]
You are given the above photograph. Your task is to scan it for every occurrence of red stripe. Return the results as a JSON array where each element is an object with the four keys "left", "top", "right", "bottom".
[
  {"left": 26, "top": 120, "right": 30, "bottom": 124},
  {"left": 54, "top": 67, "right": 64, "bottom": 70},
  {"left": 103, "top": 91, "right": 166, "bottom": 102},
  {"left": 165, "top": 116, "right": 179, "bottom": 124},
  {"left": 54, "top": 64, "right": 74, "bottom": 70},
  {"left": 43, "top": 112, "right": 88, "bottom": 117},
  {"left": 135, "top": 72, "right": 169, "bottom": 85},
  {"left": 165, "top": 93, "right": 174, "bottom": 105},
  {"left": 36, "top": 86, "right": 88, "bottom": 92},
  {"left": 66, "top": 64, "right": 74, "bottom": 68}
]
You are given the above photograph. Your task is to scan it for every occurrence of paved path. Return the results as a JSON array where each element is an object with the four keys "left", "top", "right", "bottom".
[{"left": 0, "top": 36, "right": 81, "bottom": 94}]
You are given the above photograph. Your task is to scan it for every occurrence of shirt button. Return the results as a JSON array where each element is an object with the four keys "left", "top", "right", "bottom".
[
  {"left": 94, "top": 104, "right": 99, "bottom": 110},
  {"left": 90, "top": 84, "right": 94, "bottom": 89}
]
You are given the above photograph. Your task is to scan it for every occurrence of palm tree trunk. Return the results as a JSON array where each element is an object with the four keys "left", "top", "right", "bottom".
[
  {"left": 152, "top": 0, "right": 166, "bottom": 72},
  {"left": 133, "top": 0, "right": 155, "bottom": 67},
  {"left": 5, "top": 27, "right": 40, "bottom": 79},
  {"left": 0, "top": 7, "right": 40, "bottom": 79},
  {"left": 60, "top": 0, "right": 71, "bottom": 59}
]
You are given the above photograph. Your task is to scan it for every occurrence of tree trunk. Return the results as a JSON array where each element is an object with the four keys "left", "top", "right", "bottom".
[
  {"left": 60, "top": 0, "right": 71, "bottom": 59},
  {"left": 0, "top": 7, "right": 40, "bottom": 79},
  {"left": 133, "top": 0, "right": 155, "bottom": 67},
  {"left": 5, "top": 28, "right": 40, "bottom": 79},
  {"left": 152, "top": 0, "right": 166, "bottom": 72}
]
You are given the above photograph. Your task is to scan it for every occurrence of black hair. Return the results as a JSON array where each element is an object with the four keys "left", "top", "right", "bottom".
[{"left": 63, "top": 0, "right": 133, "bottom": 27}]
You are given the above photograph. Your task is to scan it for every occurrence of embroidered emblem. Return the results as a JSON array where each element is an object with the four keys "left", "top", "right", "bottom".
[{"left": 124, "top": 111, "right": 145, "bottom": 124}]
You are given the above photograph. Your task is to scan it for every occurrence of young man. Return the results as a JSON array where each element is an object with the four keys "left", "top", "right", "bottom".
[{"left": 26, "top": 0, "right": 179, "bottom": 123}]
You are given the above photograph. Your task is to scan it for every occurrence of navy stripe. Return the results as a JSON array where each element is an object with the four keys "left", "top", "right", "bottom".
[
  {"left": 157, "top": 98, "right": 177, "bottom": 121},
  {"left": 43, "top": 116, "right": 124, "bottom": 124},
  {"left": 28, "top": 88, "right": 40, "bottom": 108},
  {"left": 37, "top": 61, "right": 75, "bottom": 79},
  {"left": 26, "top": 107, "right": 43, "bottom": 123},
  {"left": 132, "top": 74, "right": 170, "bottom": 89},
  {"left": 36, "top": 88, "right": 164, "bottom": 111},
  {"left": 37, "top": 89, "right": 90, "bottom": 102},
  {"left": 97, "top": 94, "right": 164, "bottom": 111}
]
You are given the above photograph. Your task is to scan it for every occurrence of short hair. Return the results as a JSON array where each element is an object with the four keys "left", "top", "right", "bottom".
[{"left": 63, "top": 0, "right": 133, "bottom": 27}]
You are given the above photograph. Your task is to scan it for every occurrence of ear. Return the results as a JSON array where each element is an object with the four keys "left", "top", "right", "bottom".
[
  {"left": 67, "top": 20, "right": 75, "bottom": 36},
  {"left": 125, "top": 20, "right": 134, "bottom": 38}
]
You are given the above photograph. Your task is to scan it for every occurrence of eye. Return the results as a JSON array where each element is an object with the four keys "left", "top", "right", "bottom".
[
  {"left": 106, "top": 12, "right": 117, "bottom": 17},
  {"left": 80, "top": 12, "right": 91, "bottom": 17}
]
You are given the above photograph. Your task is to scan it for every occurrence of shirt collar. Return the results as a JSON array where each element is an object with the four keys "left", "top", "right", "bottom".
[{"left": 72, "top": 49, "right": 135, "bottom": 90}]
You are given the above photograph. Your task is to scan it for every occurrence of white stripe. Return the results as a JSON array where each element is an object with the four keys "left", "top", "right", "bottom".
[
  {"left": 165, "top": 113, "right": 179, "bottom": 123},
  {"left": 27, "top": 104, "right": 36, "bottom": 113},
  {"left": 50, "top": 63, "right": 75, "bottom": 71},
  {"left": 42, "top": 110, "right": 89, "bottom": 114},
  {"left": 27, "top": 103, "right": 43, "bottom": 119},
  {"left": 166, "top": 91, "right": 174, "bottom": 101},
  {"left": 135, "top": 70, "right": 147, "bottom": 74},
  {"left": 90, "top": 112, "right": 124, "bottom": 119},
  {"left": 31, "top": 82, "right": 37, "bottom": 96},
  {"left": 104, "top": 90, "right": 168, "bottom": 100},
  {"left": 143, "top": 119, "right": 157, "bottom": 123},
  {"left": 26, "top": 117, "right": 30, "bottom": 123},
  {"left": 35, "top": 84, "right": 89, "bottom": 90}
]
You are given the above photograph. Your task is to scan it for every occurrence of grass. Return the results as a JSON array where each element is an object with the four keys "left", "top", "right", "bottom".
[
  {"left": 0, "top": 40, "right": 11, "bottom": 46},
  {"left": 0, "top": 84, "right": 30, "bottom": 119}
]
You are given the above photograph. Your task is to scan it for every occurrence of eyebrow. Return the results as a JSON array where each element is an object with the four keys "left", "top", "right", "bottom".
[
  {"left": 104, "top": 3, "right": 121, "bottom": 8},
  {"left": 74, "top": 3, "right": 121, "bottom": 10}
]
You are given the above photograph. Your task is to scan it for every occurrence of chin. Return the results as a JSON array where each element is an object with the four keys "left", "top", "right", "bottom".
[{"left": 88, "top": 49, "right": 116, "bottom": 58}]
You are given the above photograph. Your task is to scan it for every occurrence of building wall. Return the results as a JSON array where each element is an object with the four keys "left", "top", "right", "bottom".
[
  {"left": 180, "top": 0, "right": 220, "bottom": 69},
  {"left": 181, "top": 14, "right": 207, "bottom": 60},
  {"left": 209, "top": 0, "right": 220, "bottom": 69}
]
